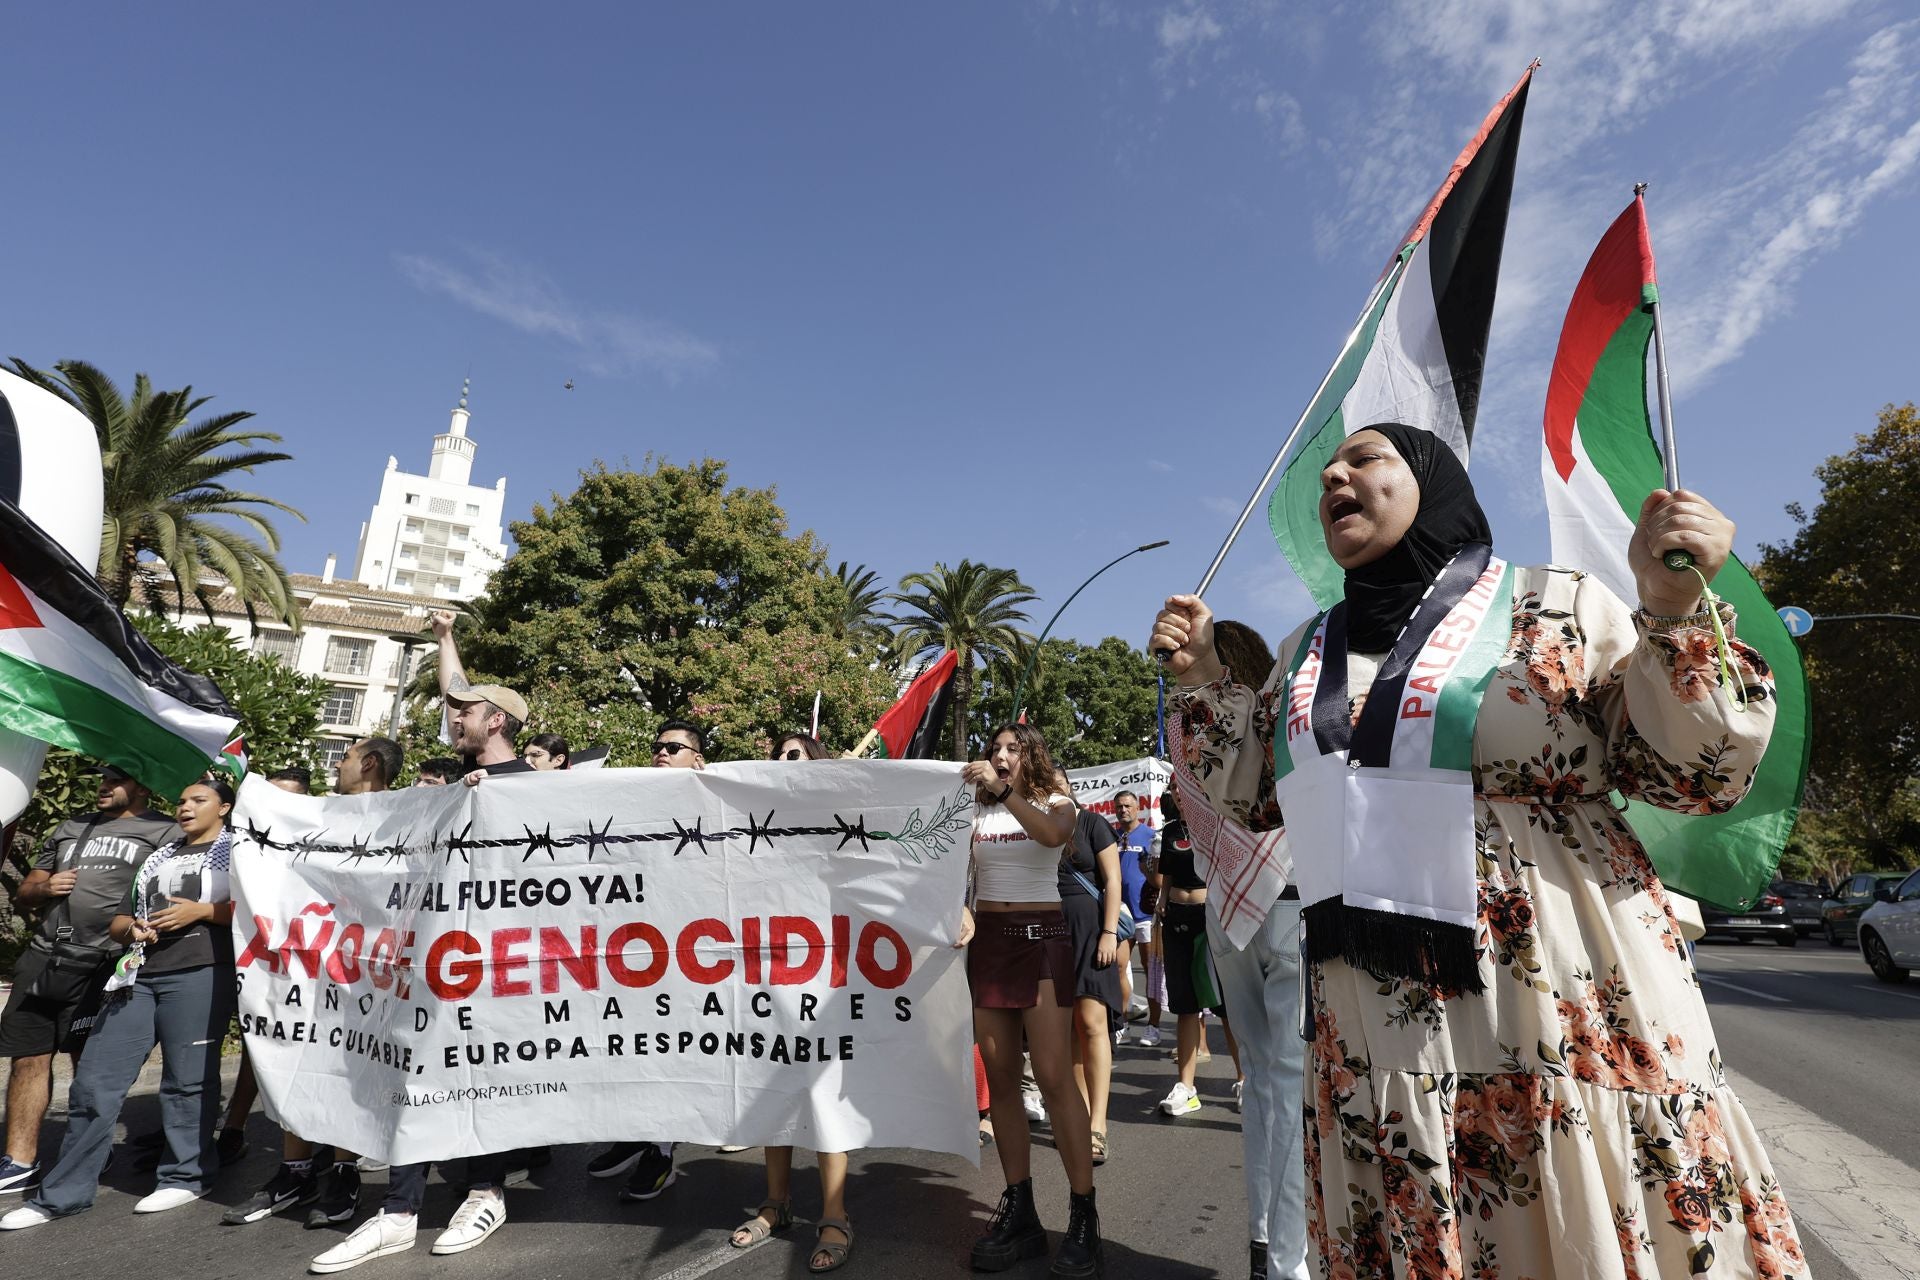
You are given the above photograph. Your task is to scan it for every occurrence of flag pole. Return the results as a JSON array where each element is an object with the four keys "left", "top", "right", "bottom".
[
  {"left": 1151, "top": 295, "right": 1381, "bottom": 661},
  {"left": 843, "top": 726, "right": 880, "bottom": 759},
  {"left": 1636, "top": 182, "right": 1694, "bottom": 573}
]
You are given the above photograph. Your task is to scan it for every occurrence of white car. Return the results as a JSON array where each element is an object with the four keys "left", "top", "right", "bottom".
[{"left": 1857, "top": 867, "right": 1920, "bottom": 983}]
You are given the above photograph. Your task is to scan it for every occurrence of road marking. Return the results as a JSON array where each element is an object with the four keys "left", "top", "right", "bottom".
[
  {"left": 1853, "top": 982, "right": 1920, "bottom": 1004},
  {"left": 1728, "top": 1066, "right": 1920, "bottom": 1280},
  {"left": 1696, "top": 973, "right": 1790, "bottom": 1003},
  {"left": 651, "top": 1241, "right": 758, "bottom": 1280}
]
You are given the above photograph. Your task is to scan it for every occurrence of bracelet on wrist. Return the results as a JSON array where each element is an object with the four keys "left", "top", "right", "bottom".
[{"left": 996, "top": 784, "right": 1014, "bottom": 804}]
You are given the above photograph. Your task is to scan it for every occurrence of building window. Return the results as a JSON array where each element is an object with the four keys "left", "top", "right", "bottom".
[
  {"left": 404, "top": 493, "right": 420, "bottom": 506},
  {"left": 452, "top": 525, "right": 469, "bottom": 543},
  {"left": 393, "top": 572, "right": 412, "bottom": 589},
  {"left": 252, "top": 630, "right": 299, "bottom": 666},
  {"left": 321, "top": 688, "right": 363, "bottom": 727},
  {"left": 448, "top": 552, "right": 464, "bottom": 566},
  {"left": 464, "top": 503, "right": 481, "bottom": 517},
  {"left": 316, "top": 738, "right": 352, "bottom": 769},
  {"left": 324, "top": 637, "right": 374, "bottom": 677},
  {"left": 404, "top": 519, "right": 422, "bottom": 535}
]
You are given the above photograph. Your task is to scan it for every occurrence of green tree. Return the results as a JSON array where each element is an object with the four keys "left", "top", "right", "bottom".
[
  {"left": 972, "top": 636, "right": 1161, "bottom": 768},
  {"left": 890, "top": 561, "right": 1035, "bottom": 760},
  {"left": 453, "top": 459, "right": 893, "bottom": 762},
  {"left": 4, "top": 358, "right": 304, "bottom": 628},
  {"left": 1756, "top": 402, "right": 1920, "bottom": 871},
  {"left": 829, "top": 562, "right": 893, "bottom": 642}
]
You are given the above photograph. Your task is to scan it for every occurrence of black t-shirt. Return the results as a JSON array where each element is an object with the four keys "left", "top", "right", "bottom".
[
  {"left": 1157, "top": 819, "right": 1206, "bottom": 892},
  {"left": 140, "top": 840, "right": 233, "bottom": 975},
  {"left": 1058, "top": 809, "right": 1119, "bottom": 898}
]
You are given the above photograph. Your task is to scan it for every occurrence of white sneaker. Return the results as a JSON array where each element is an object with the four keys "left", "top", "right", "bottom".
[
  {"left": 311, "top": 1212, "right": 417, "bottom": 1273},
  {"left": 431, "top": 1191, "right": 505, "bottom": 1255},
  {"left": 1137, "top": 1025, "right": 1163, "bottom": 1048},
  {"left": 717, "top": 1145, "right": 751, "bottom": 1154},
  {"left": 134, "top": 1186, "right": 205, "bottom": 1213},
  {"left": 1159, "top": 1082, "right": 1201, "bottom": 1116},
  {"left": 1233, "top": 1079, "right": 1244, "bottom": 1112},
  {"left": 1113, "top": 1025, "right": 1127, "bottom": 1046},
  {"left": 354, "top": 1157, "right": 389, "bottom": 1174},
  {"left": 1021, "top": 1089, "right": 1047, "bottom": 1123},
  {"left": 0, "top": 1204, "right": 52, "bottom": 1230}
]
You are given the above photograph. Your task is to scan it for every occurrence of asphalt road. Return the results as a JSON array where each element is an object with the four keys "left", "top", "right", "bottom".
[
  {"left": 1, "top": 1018, "right": 1260, "bottom": 1280},
  {"left": 1692, "top": 936, "right": 1920, "bottom": 1280},
  {"left": 6, "top": 944, "right": 1912, "bottom": 1279}
]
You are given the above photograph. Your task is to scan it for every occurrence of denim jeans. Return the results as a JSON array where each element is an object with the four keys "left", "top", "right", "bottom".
[
  {"left": 1207, "top": 897, "right": 1309, "bottom": 1280},
  {"left": 33, "top": 964, "right": 235, "bottom": 1215}
]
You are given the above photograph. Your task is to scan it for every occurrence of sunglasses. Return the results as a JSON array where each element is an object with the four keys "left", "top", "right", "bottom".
[
  {"left": 652, "top": 741, "right": 697, "bottom": 757},
  {"left": 778, "top": 748, "right": 805, "bottom": 761}
]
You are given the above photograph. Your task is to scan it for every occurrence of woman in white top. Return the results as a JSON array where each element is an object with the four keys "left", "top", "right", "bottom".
[{"left": 960, "top": 722, "right": 1103, "bottom": 1279}]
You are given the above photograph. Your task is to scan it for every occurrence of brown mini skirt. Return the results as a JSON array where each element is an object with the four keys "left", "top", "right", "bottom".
[{"left": 967, "top": 909, "right": 1075, "bottom": 1010}]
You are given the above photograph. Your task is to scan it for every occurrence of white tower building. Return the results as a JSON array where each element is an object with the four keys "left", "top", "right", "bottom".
[{"left": 351, "top": 381, "right": 509, "bottom": 601}]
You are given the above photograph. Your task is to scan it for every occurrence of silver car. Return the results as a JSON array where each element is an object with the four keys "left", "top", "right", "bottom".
[{"left": 1858, "top": 868, "right": 1920, "bottom": 984}]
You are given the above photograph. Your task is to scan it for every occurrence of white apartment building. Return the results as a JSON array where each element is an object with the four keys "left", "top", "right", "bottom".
[
  {"left": 161, "top": 568, "right": 451, "bottom": 772},
  {"left": 351, "top": 381, "right": 508, "bottom": 602}
]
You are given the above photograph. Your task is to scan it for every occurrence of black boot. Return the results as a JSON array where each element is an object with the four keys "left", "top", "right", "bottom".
[
  {"left": 970, "top": 1178, "right": 1047, "bottom": 1271},
  {"left": 1250, "top": 1239, "right": 1269, "bottom": 1280},
  {"left": 1049, "top": 1188, "right": 1102, "bottom": 1278}
]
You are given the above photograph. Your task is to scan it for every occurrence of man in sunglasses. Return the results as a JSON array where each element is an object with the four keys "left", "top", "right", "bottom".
[
  {"left": 649, "top": 720, "right": 707, "bottom": 770},
  {"left": 584, "top": 718, "right": 709, "bottom": 1200}
]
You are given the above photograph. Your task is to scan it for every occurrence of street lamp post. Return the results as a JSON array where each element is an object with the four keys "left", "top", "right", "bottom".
[
  {"left": 386, "top": 633, "right": 428, "bottom": 737},
  {"left": 1010, "top": 540, "right": 1169, "bottom": 720}
]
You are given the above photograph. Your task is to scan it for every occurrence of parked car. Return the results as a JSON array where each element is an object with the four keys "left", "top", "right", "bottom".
[
  {"left": 1823, "top": 871, "right": 1912, "bottom": 947},
  {"left": 1857, "top": 868, "right": 1920, "bottom": 984},
  {"left": 1770, "top": 880, "right": 1829, "bottom": 935},
  {"left": 1700, "top": 891, "right": 1798, "bottom": 946}
]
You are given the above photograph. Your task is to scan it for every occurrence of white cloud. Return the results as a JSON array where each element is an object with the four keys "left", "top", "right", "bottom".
[
  {"left": 1148, "top": 458, "right": 1176, "bottom": 473},
  {"left": 1158, "top": 6, "right": 1222, "bottom": 55},
  {"left": 394, "top": 248, "right": 720, "bottom": 384}
]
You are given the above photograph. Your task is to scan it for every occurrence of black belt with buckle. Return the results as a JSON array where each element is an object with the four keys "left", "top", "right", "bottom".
[{"left": 990, "top": 916, "right": 1067, "bottom": 942}]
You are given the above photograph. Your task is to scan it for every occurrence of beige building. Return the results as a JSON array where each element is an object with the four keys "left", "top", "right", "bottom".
[{"left": 164, "top": 567, "right": 452, "bottom": 771}]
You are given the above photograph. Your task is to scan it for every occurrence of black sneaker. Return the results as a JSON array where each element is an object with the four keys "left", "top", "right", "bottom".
[
  {"left": 222, "top": 1163, "right": 320, "bottom": 1225},
  {"left": 585, "top": 1142, "right": 648, "bottom": 1179},
  {"left": 618, "top": 1146, "right": 676, "bottom": 1201},
  {"left": 0, "top": 1157, "right": 40, "bottom": 1196},
  {"left": 217, "top": 1127, "right": 249, "bottom": 1168},
  {"left": 304, "top": 1163, "right": 362, "bottom": 1229}
]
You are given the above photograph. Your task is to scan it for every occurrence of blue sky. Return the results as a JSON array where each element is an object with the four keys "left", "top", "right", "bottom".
[{"left": 8, "top": 2, "right": 1918, "bottom": 652}]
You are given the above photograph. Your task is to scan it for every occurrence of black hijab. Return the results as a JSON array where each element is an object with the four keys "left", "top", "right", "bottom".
[{"left": 1340, "top": 422, "right": 1494, "bottom": 653}]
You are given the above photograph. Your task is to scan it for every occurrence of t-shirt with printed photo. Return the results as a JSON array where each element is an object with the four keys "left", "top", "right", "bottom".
[{"left": 32, "top": 809, "right": 181, "bottom": 951}]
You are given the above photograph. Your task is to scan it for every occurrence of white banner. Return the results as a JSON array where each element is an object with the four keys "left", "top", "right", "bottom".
[
  {"left": 1065, "top": 757, "right": 1171, "bottom": 828},
  {"left": 228, "top": 761, "right": 977, "bottom": 1165}
]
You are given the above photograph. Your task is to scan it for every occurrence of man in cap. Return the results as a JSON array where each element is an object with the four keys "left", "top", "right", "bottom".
[{"left": 0, "top": 765, "right": 178, "bottom": 1195}]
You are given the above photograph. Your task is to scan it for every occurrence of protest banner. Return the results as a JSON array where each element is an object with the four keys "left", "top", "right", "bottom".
[
  {"left": 1065, "top": 757, "right": 1170, "bottom": 827},
  {"left": 228, "top": 760, "right": 977, "bottom": 1164}
]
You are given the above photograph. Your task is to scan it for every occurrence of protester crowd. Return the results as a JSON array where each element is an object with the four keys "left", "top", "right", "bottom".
[{"left": 0, "top": 423, "right": 1816, "bottom": 1280}]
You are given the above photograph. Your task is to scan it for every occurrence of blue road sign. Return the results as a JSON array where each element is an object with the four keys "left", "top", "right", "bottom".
[{"left": 1777, "top": 606, "right": 1814, "bottom": 637}]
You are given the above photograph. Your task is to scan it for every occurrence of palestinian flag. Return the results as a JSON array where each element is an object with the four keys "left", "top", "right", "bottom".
[
  {"left": 216, "top": 735, "right": 249, "bottom": 781},
  {"left": 1269, "top": 64, "right": 1534, "bottom": 607},
  {"left": 1541, "top": 193, "right": 1809, "bottom": 910},
  {"left": 0, "top": 498, "right": 239, "bottom": 793},
  {"left": 873, "top": 650, "right": 958, "bottom": 759}
]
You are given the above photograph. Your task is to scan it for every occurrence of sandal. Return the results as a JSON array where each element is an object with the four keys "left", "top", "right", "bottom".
[
  {"left": 1090, "top": 1131, "right": 1108, "bottom": 1165},
  {"left": 809, "top": 1217, "right": 855, "bottom": 1273},
  {"left": 730, "top": 1199, "right": 793, "bottom": 1248}
]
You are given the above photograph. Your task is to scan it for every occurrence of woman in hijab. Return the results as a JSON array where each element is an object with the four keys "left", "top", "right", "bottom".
[{"left": 1151, "top": 424, "right": 1807, "bottom": 1279}]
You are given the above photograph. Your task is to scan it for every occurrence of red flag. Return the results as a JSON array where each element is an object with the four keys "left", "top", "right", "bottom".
[{"left": 873, "top": 651, "right": 959, "bottom": 759}]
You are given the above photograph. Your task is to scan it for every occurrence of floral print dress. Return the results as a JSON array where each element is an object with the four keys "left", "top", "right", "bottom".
[{"left": 1176, "top": 565, "right": 1808, "bottom": 1280}]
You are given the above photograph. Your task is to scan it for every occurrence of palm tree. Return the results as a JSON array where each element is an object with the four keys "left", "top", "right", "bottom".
[
  {"left": 890, "top": 560, "right": 1035, "bottom": 759},
  {"left": 5, "top": 358, "right": 305, "bottom": 628},
  {"left": 830, "top": 561, "right": 893, "bottom": 641}
]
